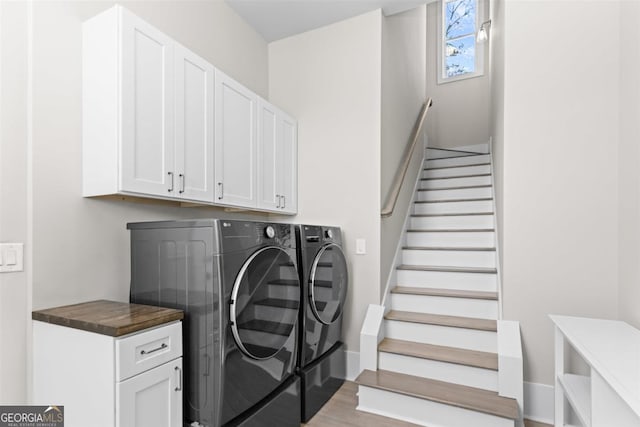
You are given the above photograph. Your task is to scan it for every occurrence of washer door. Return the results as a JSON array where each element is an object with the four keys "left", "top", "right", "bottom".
[
  {"left": 230, "top": 246, "right": 300, "bottom": 360},
  {"left": 309, "top": 243, "right": 348, "bottom": 325}
]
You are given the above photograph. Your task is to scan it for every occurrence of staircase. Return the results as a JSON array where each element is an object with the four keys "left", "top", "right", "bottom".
[{"left": 357, "top": 147, "right": 522, "bottom": 427}]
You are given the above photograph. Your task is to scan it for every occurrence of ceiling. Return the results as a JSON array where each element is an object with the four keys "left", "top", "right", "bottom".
[{"left": 225, "top": 0, "right": 434, "bottom": 42}]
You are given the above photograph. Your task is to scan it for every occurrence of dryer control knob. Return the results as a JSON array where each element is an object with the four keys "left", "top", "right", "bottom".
[
  {"left": 325, "top": 229, "right": 334, "bottom": 239},
  {"left": 265, "top": 226, "right": 276, "bottom": 239}
]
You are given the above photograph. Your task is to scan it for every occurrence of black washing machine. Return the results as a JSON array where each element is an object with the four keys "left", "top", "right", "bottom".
[
  {"left": 128, "top": 219, "right": 301, "bottom": 427},
  {"left": 295, "top": 224, "right": 348, "bottom": 422}
]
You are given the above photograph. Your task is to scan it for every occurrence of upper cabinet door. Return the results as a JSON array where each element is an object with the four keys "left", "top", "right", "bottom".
[
  {"left": 174, "top": 44, "right": 215, "bottom": 203},
  {"left": 278, "top": 113, "right": 298, "bottom": 214},
  {"left": 257, "top": 100, "right": 279, "bottom": 211},
  {"left": 120, "top": 9, "right": 175, "bottom": 197},
  {"left": 256, "top": 101, "right": 298, "bottom": 214},
  {"left": 214, "top": 70, "right": 257, "bottom": 208}
]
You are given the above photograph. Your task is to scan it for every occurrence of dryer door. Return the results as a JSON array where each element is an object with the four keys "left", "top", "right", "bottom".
[
  {"left": 230, "top": 246, "right": 300, "bottom": 360},
  {"left": 309, "top": 243, "right": 348, "bottom": 325}
]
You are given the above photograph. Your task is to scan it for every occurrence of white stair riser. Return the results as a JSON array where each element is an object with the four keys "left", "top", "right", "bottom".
[
  {"left": 421, "top": 175, "right": 492, "bottom": 189},
  {"left": 378, "top": 352, "right": 499, "bottom": 392},
  {"left": 417, "top": 187, "right": 492, "bottom": 202},
  {"left": 423, "top": 164, "right": 491, "bottom": 179},
  {"left": 385, "top": 319, "right": 497, "bottom": 352},
  {"left": 410, "top": 215, "right": 494, "bottom": 230},
  {"left": 414, "top": 200, "right": 493, "bottom": 215},
  {"left": 402, "top": 249, "right": 496, "bottom": 268},
  {"left": 406, "top": 231, "right": 495, "bottom": 247},
  {"left": 396, "top": 269, "right": 497, "bottom": 292},
  {"left": 390, "top": 293, "right": 499, "bottom": 319},
  {"left": 357, "top": 386, "right": 514, "bottom": 427},
  {"left": 426, "top": 154, "right": 491, "bottom": 169}
]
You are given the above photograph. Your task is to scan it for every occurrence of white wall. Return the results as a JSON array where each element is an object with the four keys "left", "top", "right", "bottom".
[
  {"left": 269, "top": 10, "right": 383, "bottom": 352},
  {"left": 426, "top": 1, "right": 490, "bottom": 149},
  {"left": 618, "top": 1, "right": 640, "bottom": 330},
  {"left": 30, "top": 0, "right": 269, "bottom": 309},
  {"left": 489, "top": 0, "right": 504, "bottom": 274},
  {"left": 498, "top": 1, "right": 620, "bottom": 386},
  {"left": 0, "top": 1, "right": 29, "bottom": 404},
  {"left": 380, "top": 6, "right": 427, "bottom": 299},
  {"left": 1, "top": 0, "right": 270, "bottom": 401}
]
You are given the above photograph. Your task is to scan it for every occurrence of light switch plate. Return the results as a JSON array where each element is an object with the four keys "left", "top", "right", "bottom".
[
  {"left": 356, "top": 238, "right": 366, "bottom": 255},
  {"left": 0, "top": 243, "right": 24, "bottom": 273}
]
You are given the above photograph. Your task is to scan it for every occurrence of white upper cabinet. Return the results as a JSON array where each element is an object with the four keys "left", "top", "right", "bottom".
[
  {"left": 214, "top": 70, "right": 257, "bottom": 208},
  {"left": 119, "top": 9, "right": 175, "bottom": 197},
  {"left": 257, "top": 101, "right": 279, "bottom": 211},
  {"left": 83, "top": 5, "right": 296, "bottom": 213},
  {"left": 257, "top": 100, "right": 297, "bottom": 214},
  {"left": 174, "top": 44, "right": 215, "bottom": 202},
  {"left": 279, "top": 112, "right": 298, "bottom": 214},
  {"left": 83, "top": 6, "right": 214, "bottom": 203}
]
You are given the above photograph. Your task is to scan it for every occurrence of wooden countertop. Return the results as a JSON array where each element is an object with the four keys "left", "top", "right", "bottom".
[{"left": 32, "top": 300, "right": 183, "bottom": 337}]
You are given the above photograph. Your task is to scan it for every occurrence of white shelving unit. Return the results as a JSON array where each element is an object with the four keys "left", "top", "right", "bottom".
[
  {"left": 557, "top": 374, "right": 591, "bottom": 427},
  {"left": 550, "top": 315, "right": 640, "bottom": 427}
]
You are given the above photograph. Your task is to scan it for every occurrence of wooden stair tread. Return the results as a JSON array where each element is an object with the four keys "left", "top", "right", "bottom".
[
  {"left": 385, "top": 310, "right": 497, "bottom": 331},
  {"left": 421, "top": 173, "right": 491, "bottom": 181},
  {"left": 355, "top": 369, "right": 518, "bottom": 420},
  {"left": 424, "top": 162, "right": 491, "bottom": 171},
  {"left": 378, "top": 337, "right": 498, "bottom": 370},
  {"left": 414, "top": 198, "right": 493, "bottom": 204},
  {"left": 406, "top": 228, "right": 495, "bottom": 233},
  {"left": 403, "top": 246, "right": 496, "bottom": 251},
  {"left": 397, "top": 265, "right": 497, "bottom": 274},
  {"left": 418, "top": 185, "right": 492, "bottom": 191},
  {"left": 411, "top": 212, "right": 494, "bottom": 217},
  {"left": 391, "top": 286, "right": 498, "bottom": 300}
]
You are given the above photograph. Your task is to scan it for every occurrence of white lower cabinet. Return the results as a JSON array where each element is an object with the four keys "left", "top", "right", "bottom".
[
  {"left": 33, "top": 320, "right": 183, "bottom": 427},
  {"left": 117, "top": 359, "right": 183, "bottom": 427}
]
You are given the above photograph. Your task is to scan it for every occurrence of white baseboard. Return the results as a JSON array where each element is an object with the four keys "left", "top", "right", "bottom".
[
  {"left": 524, "top": 381, "right": 554, "bottom": 424},
  {"left": 346, "top": 350, "right": 360, "bottom": 381}
]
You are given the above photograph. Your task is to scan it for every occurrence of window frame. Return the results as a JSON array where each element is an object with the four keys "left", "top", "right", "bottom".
[{"left": 437, "top": 0, "right": 485, "bottom": 84}]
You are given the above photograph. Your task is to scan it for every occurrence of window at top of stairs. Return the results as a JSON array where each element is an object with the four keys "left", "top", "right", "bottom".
[{"left": 438, "top": 0, "right": 486, "bottom": 84}]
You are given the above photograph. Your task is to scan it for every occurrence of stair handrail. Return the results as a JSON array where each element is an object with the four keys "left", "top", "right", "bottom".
[{"left": 381, "top": 98, "right": 433, "bottom": 218}]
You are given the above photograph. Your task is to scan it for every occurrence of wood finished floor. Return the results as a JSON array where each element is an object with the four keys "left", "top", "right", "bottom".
[{"left": 304, "top": 381, "right": 552, "bottom": 427}]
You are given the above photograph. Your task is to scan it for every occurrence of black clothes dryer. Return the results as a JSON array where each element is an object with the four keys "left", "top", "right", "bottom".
[
  {"left": 128, "top": 219, "right": 301, "bottom": 427},
  {"left": 295, "top": 224, "right": 348, "bottom": 422}
]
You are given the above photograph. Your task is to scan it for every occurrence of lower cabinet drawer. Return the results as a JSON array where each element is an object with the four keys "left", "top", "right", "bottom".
[{"left": 116, "top": 321, "right": 182, "bottom": 381}]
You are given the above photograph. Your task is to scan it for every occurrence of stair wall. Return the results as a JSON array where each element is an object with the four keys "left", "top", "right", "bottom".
[{"left": 359, "top": 146, "right": 523, "bottom": 427}]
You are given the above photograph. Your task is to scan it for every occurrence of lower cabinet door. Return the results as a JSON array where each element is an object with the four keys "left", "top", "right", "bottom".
[{"left": 116, "top": 358, "right": 183, "bottom": 427}]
